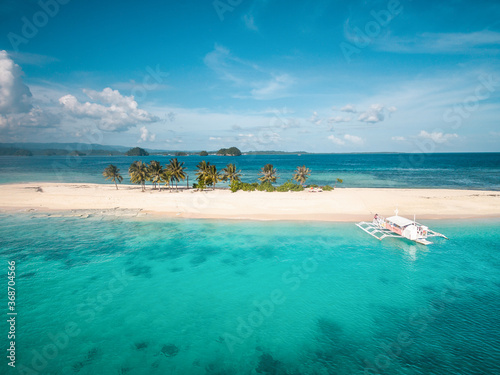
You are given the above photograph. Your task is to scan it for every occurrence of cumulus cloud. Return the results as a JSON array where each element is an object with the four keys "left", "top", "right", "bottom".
[
  {"left": 309, "top": 111, "right": 322, "bottom": 125},
  {"left": 138, "top": 126, "right": 156, "bottom": 142},
  {"left": 358, "top": 104, "right": 397, "bottom": 123},
  {"left": 344, "top": 134, "right": 363, "bottom": 144},
  {"left": 340, "top": 104, "right": 356, "bottom": 113},
  {"left": 0, "top": 51, "right": 61, "bottom": 136},
  {"left": 418, "top": 130, "right": 458, "bottom": 143},
  {"left": 209, "top": 136, "right": 222, "bottom": 141},
  {"left": 328, "top": 135, "right": 345, "bottom": 145},
  {"left": 358, "top": 104, "right": 385, "bottom": 123},
  {"left": 391, "top": 136, "right": 406, "bottom": 141},
  {"left": 59, "top": 87, "right": 159, "bottom": 131},
  {"left": 0, "top": 50, "right": 32, "bottom": 115},
  {"left": 328, "top": 134, "right": 364, "bottom": 145}
]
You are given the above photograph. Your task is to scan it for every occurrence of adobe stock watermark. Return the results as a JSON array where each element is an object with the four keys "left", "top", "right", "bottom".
[
  {"left": 16, "top": 268, "right": 130, "bottom": 375},
  {"left": 130, "top": 65, "right": 169, "bottom": 102},
  {"left": 443, "top": 73, "right": 500, "bottom": 130},
  {"left": 360, "top": 277, "right": 466, "bottom": 375},
  {"left": 213, "top": 0, "right": 244, "bottom": 22},
  {"left": 8, "top": 0, "right": 72, "bottom": 52},
  {"left": 340, "top": 0, "right": 404, "bottom": 63},
  {"left": 398, "top": 73, "right": 500, "bottom": 170},
  {"left": 221, "top": 246, "right": 328, "bottom": 353}
]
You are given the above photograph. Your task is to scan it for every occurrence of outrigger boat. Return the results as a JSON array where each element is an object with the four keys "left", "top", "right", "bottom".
[{"left": 356, "top": 209, "right": 448, "bottom": 245}]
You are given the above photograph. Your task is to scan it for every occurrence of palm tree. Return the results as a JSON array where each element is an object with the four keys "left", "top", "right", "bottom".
[
  {"left": 147, "top": 160, "right": 163, "bottom": 190},
  {"left": 160, "top": 169, "right": 171, "bottom": 191},
  {"left": 293, "top": 165, "right": 311, "bottom": 185},
  {"left": 258, "top": 164, "right": 278, "bottom": 183},
  {"left": 222, "top": 163, "right": 241, "bottom": 183},
  {"left": 102, "top": 164, "right": 123, "bottom": 190},
  {"left": 167, "top": 158, "right": 187, "bottom": 190},
  {"left": 207, "top": 164, "right": 222, "bottom": 189},
  {"left": 335, "top": 178, "right": 343, "bottom": 188},
  {"left": 196, "top": 160, "right": 210, "bottom": 185},
  {"left": 128, "top": 161, "right": 149, "bottom": 192}
]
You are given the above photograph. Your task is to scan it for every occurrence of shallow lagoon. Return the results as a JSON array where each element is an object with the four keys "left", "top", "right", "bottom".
[{"left": 1, "top": 213, "right": 499, "bottom": 374}]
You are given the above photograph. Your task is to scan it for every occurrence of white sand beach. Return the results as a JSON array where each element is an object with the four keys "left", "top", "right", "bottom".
[{"left": 0, "top": 183, "right": 499, "bottom": 221}]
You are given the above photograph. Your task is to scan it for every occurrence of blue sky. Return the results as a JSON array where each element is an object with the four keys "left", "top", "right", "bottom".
[{"left": 0, "top": 0, "right": 499, "bottom": 152}]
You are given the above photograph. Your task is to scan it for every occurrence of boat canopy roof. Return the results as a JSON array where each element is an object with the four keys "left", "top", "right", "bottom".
[{"left": 386, "top": 216, "right": 415, "bottom": 227}]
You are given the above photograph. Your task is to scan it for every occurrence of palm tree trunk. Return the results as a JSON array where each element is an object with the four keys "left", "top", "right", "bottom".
[{"left": 114, "top": 180, "right": 118, "bottom": 190}]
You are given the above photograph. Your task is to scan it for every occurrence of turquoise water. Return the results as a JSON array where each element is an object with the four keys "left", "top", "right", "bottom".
[
  {"left": 1, "top": 213, "right": 499, "bottom": 374},
  {"left": 1, "top": 153, "right": 499, "bottom": 189}
]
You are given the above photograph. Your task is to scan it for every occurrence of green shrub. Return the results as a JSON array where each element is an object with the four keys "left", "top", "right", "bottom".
[
  {"left": 322, "top": 185, "right": 334, "bottom": 191},
  {"left": 257, "top": 181, "right": 275, "bottom": 192},
  {"left": 230, "top": 181, "right": 258, "bottom": 192},
  {"left": 193, "top": 180, "right": 207, "bottom": 190},
  {"left": 277, "top": 180, "right": 304, "bottom": 192},
  {"left": 306, "top": 184, "right": 319, "bottom": 188}
]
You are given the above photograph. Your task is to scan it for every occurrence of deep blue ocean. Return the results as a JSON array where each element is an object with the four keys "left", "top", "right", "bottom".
[{"left": 0, "top": 152, "right": 499, "bottom": 189}]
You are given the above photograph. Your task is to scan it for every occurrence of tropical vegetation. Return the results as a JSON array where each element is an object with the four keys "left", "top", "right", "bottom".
[
  {"left": 102, "top": 164, "right": 123, "bottom": 189},
  {"left": 167, "top": 158, "right": 187, "bottom": 190},
  {"left": 128, "top": 161, "right": 149, "bottom": 191},
  {"left": 293, "top": 165, "right": 311, "bottom": 185},
  {"left": 258, "top": 164, "right": 278, "bottom": 183},
  {"left": 222, "top": 163, "right": 241, "bottom": 183},
  {"left": 125, "top": 147, "right": 149, "bottom": 156},
  {"left": 102, "top": 160, "right": 342, "bottom": 193},
  {"left": 276, "top": 180, "right": 304, "bottom": 192},
  {"left": 217, "top": 147, "right": 241, "bottom": 156},
  {"left": 147, "top": 160, "right": 163, "bottom": 189}
]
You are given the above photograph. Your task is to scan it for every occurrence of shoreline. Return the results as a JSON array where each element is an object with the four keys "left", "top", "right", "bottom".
[{"left": 0, "top": 183, "right": 499, "bottom": 222}]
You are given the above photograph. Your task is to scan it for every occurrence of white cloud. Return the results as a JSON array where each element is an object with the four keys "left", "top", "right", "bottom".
[
  {"left": 340, "top": 104, "right": 357, "bottom": 113},
  {"left": 358, "top": 104, "right": 385, "bottom": 123},
  {"left": 59, "top": 87, "right": 159, "bottom": 131},
  {"left": 309, "top": 111, "right": 322, "bottom": 125},
  {"left": 344, "top": 134, "right": 363, "bottom": 145},
  {"left": 418, "top": 130, "right": 458, "bottom": 143},
  {"left": 328, "top": 116, "right": 351, "bottom": 123},
  {"left": 375, "top": 30, "right": 500, "bottom": 54},
  {"left": 0, "top": 50, "right": 32, "bottom": 115},
  {"left": 139, "top": 126, "right": 156, "bottom": 142},
  {"left": 249, "top": 74, "right": 294, "bottom": 100},
  {"left": 358, "top": 104, "right": 396, "bottom": 123},
  {"left": 243, "top": 14, "right": 258, "bottom": 31},
  {"left": 328, "top": 135, "right": 345, "bottom": 145},
  {"left": 204, "top": 45, "right": 294, "bottom": 100},
  {"left": 209, "top": 136, "right": 221, "bottom": 141},
  {"left": 328, "top": 134, "right": 363, "bottom": 145},
  {"left": 0, "top": 51, "right": 61, "bottom": 136},
  {"left": 391, "top": 136, "right": 406, "bottom": 141}
]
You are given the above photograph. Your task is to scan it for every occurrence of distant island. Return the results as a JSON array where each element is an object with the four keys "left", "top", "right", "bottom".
[
  {"left": 0, "top": 143, "right": 256, "bottom": 157},
  {"left": 0, "top": 142, "right": 353, "bottom": 157}
]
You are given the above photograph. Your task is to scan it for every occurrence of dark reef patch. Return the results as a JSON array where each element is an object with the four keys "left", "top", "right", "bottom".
[{"left": 160, "top": 344, "right": 179, "bottom": 357}]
